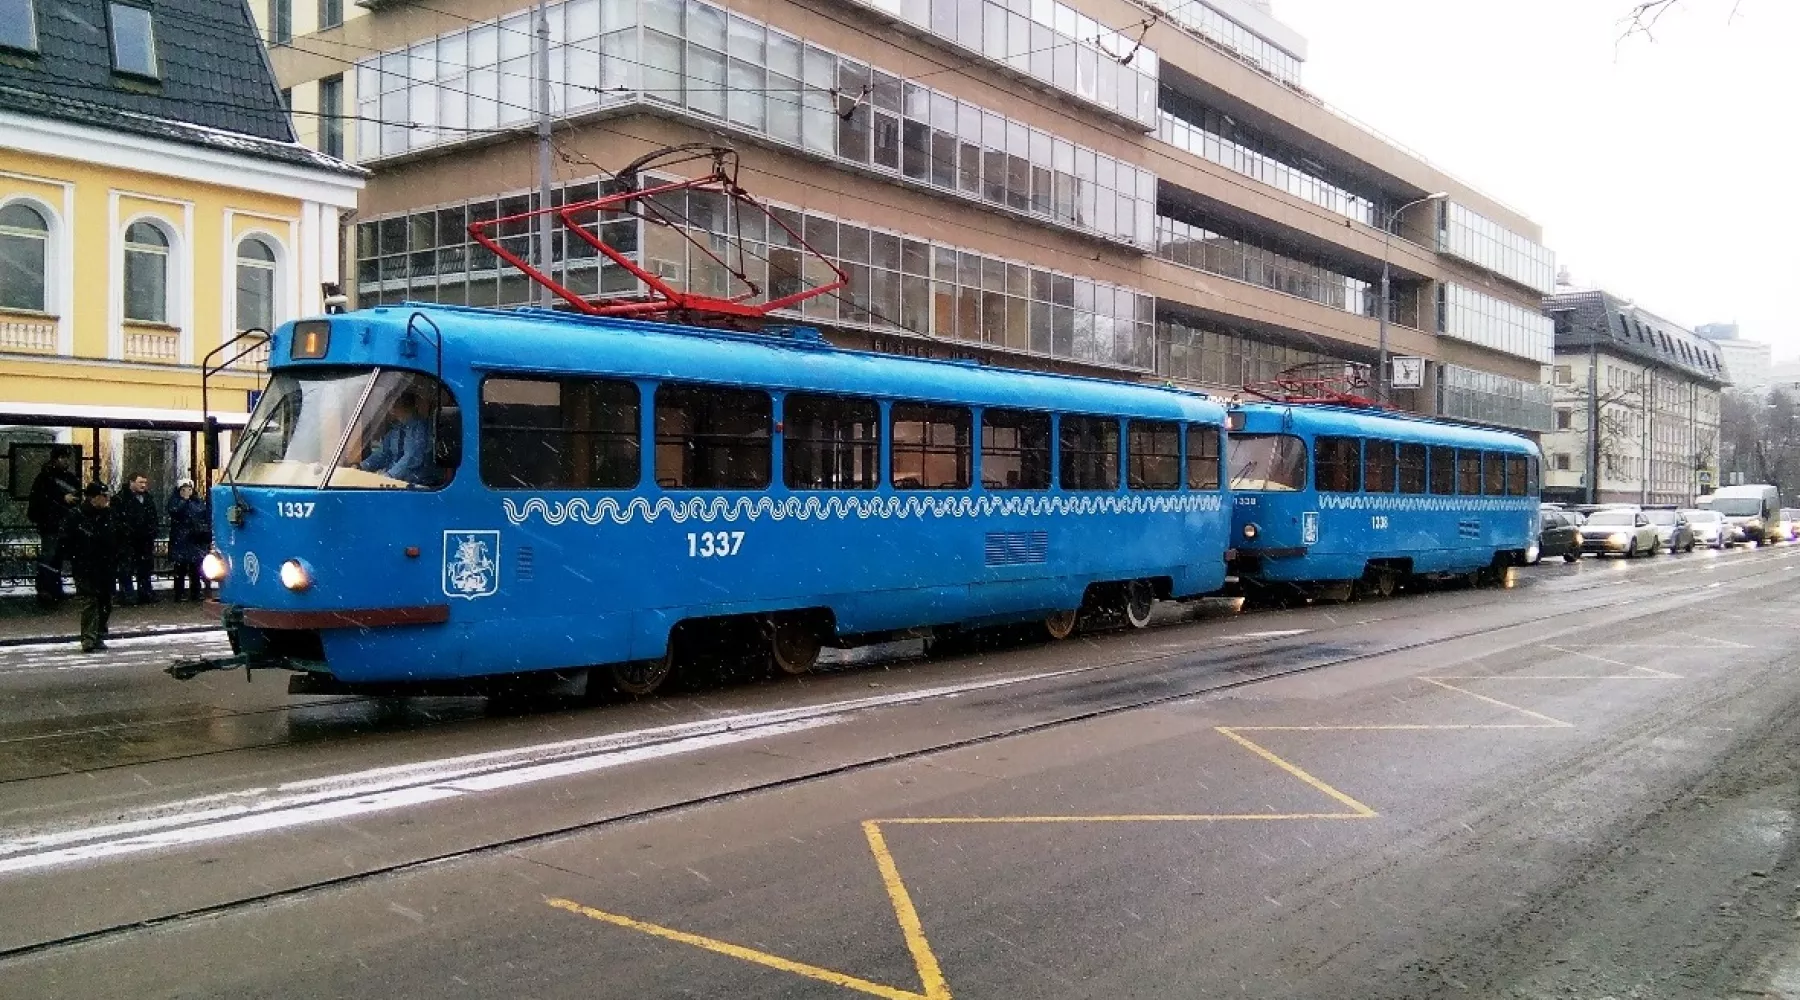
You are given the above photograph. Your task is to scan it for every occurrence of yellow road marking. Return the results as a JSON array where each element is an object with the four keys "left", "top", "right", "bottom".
[
  {"left": 862, "top": 821, "right": 953, "bottom": 1000},
  {"left": 1215, "top": 726, "right": 1379, "bottom": 817},
  {"left": 546, "top": 896, "right": 940, "bottom": 1000},
  {"left": 880, "top": 813, "right": 1367, "bottom": 824},
  {"left": 1421, "top": 678, "right": 1573, "bottom": 727},
  {"left": 1233, "top": 724, "right": 1560, "bottom": 731}
]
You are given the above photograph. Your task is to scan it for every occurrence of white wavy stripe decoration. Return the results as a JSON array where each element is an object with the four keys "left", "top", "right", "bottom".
[{"left": 502, "top": 492, "right": 1226, "bottom": 527}]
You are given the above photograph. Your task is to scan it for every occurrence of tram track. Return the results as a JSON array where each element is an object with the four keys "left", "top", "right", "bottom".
[
  {"left": 2, "top": 545, "right": 1796, "bottom": 963},
  {"left": 0, "top": 545, "right": 1792, "bottom": 789}
]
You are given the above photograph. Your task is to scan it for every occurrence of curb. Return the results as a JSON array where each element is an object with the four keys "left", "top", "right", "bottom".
[{"left": 0, "top": 624, "right": 222, "bottom": 649}]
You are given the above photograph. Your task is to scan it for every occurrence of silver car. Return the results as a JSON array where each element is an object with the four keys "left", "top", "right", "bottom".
[
  {"left": 1578, "top": 509, "right": 1662, "bottom": 558},
  {"left": 1679, "top": 509, "right": 1728, "bottom": 550}
]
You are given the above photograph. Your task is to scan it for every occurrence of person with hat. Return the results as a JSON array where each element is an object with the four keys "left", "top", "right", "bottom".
[
  {"left": 166, "top": 478, "right": 210, "bottom": 602},
  {"left": 61, "top": 482, "right": 120, "bottom": 653}
]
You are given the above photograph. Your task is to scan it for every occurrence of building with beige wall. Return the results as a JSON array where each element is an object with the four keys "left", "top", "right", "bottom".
[
  {"left": 0, "top": 0, "right": 363, "bottom": 524},
  {"left": 1542, "top": 289, "right": 1726, "bottom": 506},
  {"left": 255, "top": 0, "right": 1554, "bottom": 434}
]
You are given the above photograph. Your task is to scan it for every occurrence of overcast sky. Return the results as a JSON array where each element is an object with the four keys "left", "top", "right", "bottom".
[{"left": 1270, "top": 0, "right": 1798, "bottom": 358}]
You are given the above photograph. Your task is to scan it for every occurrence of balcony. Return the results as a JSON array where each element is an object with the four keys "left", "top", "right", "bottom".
[
  {"left": 123, "top": 326, "right": 181, "bottom": 363},
  {"left": 0, "top": 314, "right": 57, "bottom": 354}
]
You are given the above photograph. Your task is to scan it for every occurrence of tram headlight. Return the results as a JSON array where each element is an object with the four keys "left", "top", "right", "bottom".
[
  {"left": 279, "top": 558, "right": 314, "bottom": 592},
  {"left": 1242, "top": 523, "right": 1260, "bottom": 540},
  {"left": 201, "top": 550, "right": 229, "bottom": 582}
]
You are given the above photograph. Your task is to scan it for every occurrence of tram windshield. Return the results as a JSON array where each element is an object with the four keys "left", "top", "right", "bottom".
[
  {"left": 228, "top": 368, "right": 457, "bottom": 489},
  {"left": 1228, "top": 433, "right": 1307, "bottom": 492}
]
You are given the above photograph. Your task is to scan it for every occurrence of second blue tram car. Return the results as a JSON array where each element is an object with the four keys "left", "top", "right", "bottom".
[
  {"left": 1226, "top": 402, "right": 1540, "bottom": 597},
  {"left": 192, "top": 304, "right": 1233, "bottom": 696}
]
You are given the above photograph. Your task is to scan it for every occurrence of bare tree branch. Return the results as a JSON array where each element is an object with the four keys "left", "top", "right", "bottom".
[{"left": 1622, "top": 0, "right": 1746, "bottom": 42}]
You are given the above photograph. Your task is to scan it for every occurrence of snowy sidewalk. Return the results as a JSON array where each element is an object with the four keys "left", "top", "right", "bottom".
[{"left": 0, "top": 592, "right": 219, "bottom": 647}]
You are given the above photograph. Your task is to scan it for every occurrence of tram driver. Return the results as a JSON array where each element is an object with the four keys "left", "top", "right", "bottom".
[{"left": 356, "top": 391, "right": 432, "bottom": 486}]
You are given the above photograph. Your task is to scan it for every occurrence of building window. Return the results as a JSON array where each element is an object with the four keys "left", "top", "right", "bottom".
[
  {"left": 0, "top": 0, "right": 39, "bottom": 52},
  {"left": 1552, "top": 365, "right": 1573, "bottom": 385},
  {"left": 270, "top": 0, "right": 291, "bottom": 44},
  {"left": 0, "top": 202, "right": 50, "bottom": 312},
  {"left": 1554, "top": 409, "right": 1573, "bottom": 431},
  {"left": 1552, "top": 454, "right": 1571, "bottom": 471},
  {"left": 319, "top": 74, "right": 345, "bottom": 158},
  {"left": 279, "top": 87, "right": 291, "bottom": 110},
  {"left": 108, "top": 3, "right": 159, "bottom": 79},
  {"left": 235, "top": 236, "right": 278, "bottom": 332},
  {"left": 122, "top": 220, "right": 171, "bottom": 324},
  {"left": 319, "top": 0, "right": 342, "bottom": 30}
]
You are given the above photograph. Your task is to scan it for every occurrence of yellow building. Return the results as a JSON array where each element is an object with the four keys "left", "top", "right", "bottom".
[{"left": 0, "top": 0, "right": 362, "bottom": 525}]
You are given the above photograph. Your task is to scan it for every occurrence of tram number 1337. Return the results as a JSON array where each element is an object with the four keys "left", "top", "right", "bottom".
[{"left": 686, "top": 531, "right": 746, "bottom": 558}]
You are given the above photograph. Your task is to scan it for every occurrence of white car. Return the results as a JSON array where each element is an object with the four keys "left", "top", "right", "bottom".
[
  {"left": 1679, "top": 509, "right": 1728, "bottom": 550},
  {"left": 1578, "top": 509, "right": 1662, "bottom": 558}
]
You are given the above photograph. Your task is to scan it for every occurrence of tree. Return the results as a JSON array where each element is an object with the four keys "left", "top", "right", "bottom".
[
  {"left": 1719, "top": 388, "right": 1799, "bottom": 495},
  {"left": 1624, "top": 0, "right": 1745, "bottom": 39}
]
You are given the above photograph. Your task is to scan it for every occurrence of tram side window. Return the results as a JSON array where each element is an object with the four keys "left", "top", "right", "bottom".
[
  {"left": 785, "top": 393, "right": 879, "bottom": 490},
  {"left": 1187, "top": 424, "right": 1221, "bottom": 491},
  {"left": 1398, "top": 443, "right": 1427, "bottom": 494},
  {"left": 1457, "top": 449, "right": 1483, "bottom": 495},
  {"left": 1505, "top": 454, "right": 1529, "bottom": 497},
  {"left": 1364, "top": 439, "right": 1397, "bottom": 493},
  {"left": 1060, "top": 415, "right": 1120, "bottom": 491},
  {"left": 480, "top": 376, "right": 639, "bottom": 489},
  {"left": 1128, "top": 420, "right": 1181, "bottom": 490},
  {"left": 654, "top": 384, "right": 772, "bottom": 489},
  {"left": 1429, "top": 445, "right": 1456, "bottom": 495},
  {"left": 1314, "top": 436, "right": 1361, "bottom": 493},
  {"left": 1485, "top": 451, "right": 1506, "bottom": 495},
  {"left": 1527, "top": 455, "right": 1541, "bottom": 495},
  {"left": 981, "top": 409, "right": 1051, "bottom": 489},
  {"left": 891, "top": 403, "right": 971, "bottom": 489}
]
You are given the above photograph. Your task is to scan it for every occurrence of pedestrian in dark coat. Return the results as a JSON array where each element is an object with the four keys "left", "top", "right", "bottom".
[
  {"left": 113, "top": 474, "right": 159, "bottom": 604},
  {"left": 166, "top": 480, "right": 209, "bottom": 602},
  {"left": 26, "top": 448, "right": 80, "bottom": 608},
  {"left": 62, "top": 482, "right": 120, "bottom": 653}
]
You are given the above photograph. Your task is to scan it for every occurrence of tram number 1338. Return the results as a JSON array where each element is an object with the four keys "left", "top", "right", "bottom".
[{"left": 686, "top": 531, "right": 746, "bottom": 558}]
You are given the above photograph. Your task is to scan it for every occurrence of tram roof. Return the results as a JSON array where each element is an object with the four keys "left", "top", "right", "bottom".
[
  {"left": 310, "top": 304, "right": 1225, "bottom": 420},
  {"left": 1232, "top": 401, "right": 1539, "bottom": 452}
]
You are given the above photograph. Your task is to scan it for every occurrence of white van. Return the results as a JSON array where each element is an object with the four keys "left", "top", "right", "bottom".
[{"left": 1698, "top": 484, "right": 1782, "bottom": 545}]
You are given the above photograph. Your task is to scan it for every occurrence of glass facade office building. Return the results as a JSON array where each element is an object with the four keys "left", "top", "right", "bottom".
[
  {"left": 357, "top": 0, "right": 1156, "bottom": 246},
  {"left": 279, "top": 0, "right": 1560, "bottom": 435}
]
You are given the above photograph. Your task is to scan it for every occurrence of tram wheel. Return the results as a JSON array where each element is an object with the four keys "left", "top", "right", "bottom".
[
  {"left": 1123, "top": 581, "right": 1155, "bottom": 629},
  {"left": 1045, "top": 609, "right": 1080, "bottom": 640},
  {"left": 770, "top": 617, "right": 823, "bottom": 676},
  {"left": 1372, "top": 568, "right": 1397, "bottom": 598},
  {"left": 610, "top": 649, "right": 675, "bottom": 697}
]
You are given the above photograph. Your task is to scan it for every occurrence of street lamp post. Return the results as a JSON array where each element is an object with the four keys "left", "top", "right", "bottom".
[{"left": 1378, "top": 191, "right": 1449, "bottom": 404}]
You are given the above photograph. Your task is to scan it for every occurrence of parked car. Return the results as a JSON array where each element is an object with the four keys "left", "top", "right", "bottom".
[
  {"left": 1680, "top": 509, "right": 1729, "bottom": 549},
  {"left": 1579, "top": 509, "right": 1662, "bottom": 558},
  {"left": 1535, "top": 509, "right": 1584, "bottom": 563},
  {"left": 1642, "top": 508, "right": 1695, "bottom": 553}
]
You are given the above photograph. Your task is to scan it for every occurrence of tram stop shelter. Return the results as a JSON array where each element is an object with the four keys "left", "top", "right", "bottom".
[{"left": 0, "top": 402, "right": 251, "bottom": 589}]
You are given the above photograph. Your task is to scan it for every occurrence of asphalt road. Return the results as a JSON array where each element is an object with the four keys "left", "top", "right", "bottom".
[{"left": 2, "top": 544, "right": 1800, "bottom": 998}]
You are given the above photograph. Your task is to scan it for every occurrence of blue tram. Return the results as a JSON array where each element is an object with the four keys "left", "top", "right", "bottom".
[
  {"left": 1226, "top": 401, "right": 1540, "bottom": 597},
  {"left": 185, "top": 304, "right": 1232, "bottom": 695}
]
